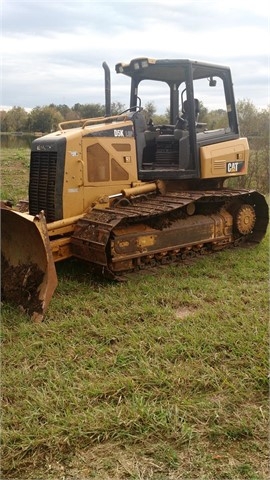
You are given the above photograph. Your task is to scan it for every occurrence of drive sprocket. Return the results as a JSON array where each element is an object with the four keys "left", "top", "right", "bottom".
[{"left": 235, "top": 204, "right": 256, "bottom": 235}]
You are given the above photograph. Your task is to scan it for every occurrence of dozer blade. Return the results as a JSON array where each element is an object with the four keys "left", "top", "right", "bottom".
[{"left": 1, "top": 206, "right": 58, "bottom": 322}]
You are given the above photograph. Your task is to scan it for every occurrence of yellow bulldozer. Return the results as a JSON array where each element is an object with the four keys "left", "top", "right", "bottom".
[{"left": 1, "top": 57, "right": 269, "bottom": 321}]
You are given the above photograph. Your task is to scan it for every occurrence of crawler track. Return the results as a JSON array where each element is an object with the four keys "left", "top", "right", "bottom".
[{"left": 71, "top": 189, "right": 268, "bottom": 278}]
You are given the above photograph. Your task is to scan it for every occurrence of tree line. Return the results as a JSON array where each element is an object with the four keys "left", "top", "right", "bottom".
[
  {"left": 0, "top": 102, "right": 126, "bottom": 134},
  {"left": 0, "top": 100, "right": 269, "bottom": 193}
]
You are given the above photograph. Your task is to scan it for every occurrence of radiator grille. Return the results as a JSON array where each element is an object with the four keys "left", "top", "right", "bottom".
[{"left": 29, "top": 151, "right": 57, "bottom": 222}]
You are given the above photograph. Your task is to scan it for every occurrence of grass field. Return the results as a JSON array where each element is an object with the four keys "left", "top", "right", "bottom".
[
  {"left": 1, "top": 147, "right": 269, "bottom": 479},
  {"left": 0, "top": 147, "right": 30, "bottom": 205}
]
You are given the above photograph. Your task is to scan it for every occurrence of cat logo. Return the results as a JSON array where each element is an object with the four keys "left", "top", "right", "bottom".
[{"left": 226, "top": 161, "right": 245, "bottom": 173}]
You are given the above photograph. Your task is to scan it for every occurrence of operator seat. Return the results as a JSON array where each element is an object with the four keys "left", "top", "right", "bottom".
[
  {"left": 182, "top": 98, "right": 200, "bottom": 123},
  {"left": 182, "top": 98, "right": 200, "bottom": 122}
]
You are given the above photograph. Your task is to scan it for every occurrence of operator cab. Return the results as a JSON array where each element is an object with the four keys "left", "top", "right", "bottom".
[{"left": 115, "top": 58, "right": 240, "bottom": 181}]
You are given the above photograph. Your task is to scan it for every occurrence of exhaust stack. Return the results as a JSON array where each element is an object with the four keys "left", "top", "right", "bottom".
[{"left": 102, "top": 61, "right": 111, "bottom": 116}]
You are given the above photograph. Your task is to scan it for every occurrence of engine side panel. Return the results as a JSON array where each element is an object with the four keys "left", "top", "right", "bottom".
[{"left": 200, "top": 138, "right": 249, "bottom": 179}]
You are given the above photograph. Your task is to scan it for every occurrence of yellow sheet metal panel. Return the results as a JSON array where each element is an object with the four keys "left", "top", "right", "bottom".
[{"left": 200, "top": 138, "right": 249, "bottom": 178}]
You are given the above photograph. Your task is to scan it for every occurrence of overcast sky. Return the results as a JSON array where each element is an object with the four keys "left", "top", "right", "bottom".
[{"left": 1, "top": 0, "right": 269, "bottom": 113}]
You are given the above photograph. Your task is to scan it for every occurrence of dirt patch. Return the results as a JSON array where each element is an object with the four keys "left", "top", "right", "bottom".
[
  {"left": 175, "top": 306, "right": 195, "bottom": 319},
  {"left": 44, "top": 444, "right": 166, "bottom": 480},
  {"left": 1, "top": 254, "right": 44, "bottom": 316}
]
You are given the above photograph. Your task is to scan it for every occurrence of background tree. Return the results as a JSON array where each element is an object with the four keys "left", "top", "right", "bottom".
[
  {"left": 203, "top": 108, "right": 228, "bottom": 129},
  {"left": 49, "top": 104, "right": 72, "bottom": 120},
  {"left": 71, "top": 102, "right": 125, "bottom": 118},
  {"left": 71, "top": 103, "right": 104, "bottom": 119},
  {"left": 143, "top": 102, "right": 170, "bottom": 125},
  {"left": 235, "top": 100, "right": 269, "bottom": 193},
  {"left": 110, "top": 101, "right": 126, "bottom": 115},
  {"left": 28, "top": 106, "right": 63, "bottom": 133},
  {"left": 3, "top": 107, "right": 29, "bottom": 132},
  {"left": 0, "top": 110, "right": 9, "bottom": 131}
]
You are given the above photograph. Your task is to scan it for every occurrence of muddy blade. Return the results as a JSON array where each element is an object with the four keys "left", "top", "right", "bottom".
[{"left": 1, "top": 207, "right": 58, "bottom": 321}]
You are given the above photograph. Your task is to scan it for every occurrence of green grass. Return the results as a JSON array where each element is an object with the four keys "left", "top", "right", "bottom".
[
  {"left": 0, "top": 147, "right": 30, "bottom": 204},
  {"left": 1, "top": 148, "right": 269, "bottom": 479},
  {"left": 2, "top": 236, "right": 269, "bottom": 479}
]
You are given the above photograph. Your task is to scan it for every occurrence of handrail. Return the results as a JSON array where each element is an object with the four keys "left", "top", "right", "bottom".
[{"left": 58, "top": 113, "right": 131, "bottom": 131}]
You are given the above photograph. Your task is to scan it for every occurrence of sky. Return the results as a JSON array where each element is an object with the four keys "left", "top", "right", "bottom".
[{"left": 1, "top": 0, "right": 269, "bottom": 113}]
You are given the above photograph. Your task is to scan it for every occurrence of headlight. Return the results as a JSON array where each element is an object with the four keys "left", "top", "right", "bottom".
[{"left": 141, "top": 59, "right": 149, "bottom": 68}]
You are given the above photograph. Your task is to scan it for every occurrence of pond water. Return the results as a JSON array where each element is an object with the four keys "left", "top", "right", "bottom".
[{"left": 1, "top": 134, "right": 35, "bottom": 149}]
